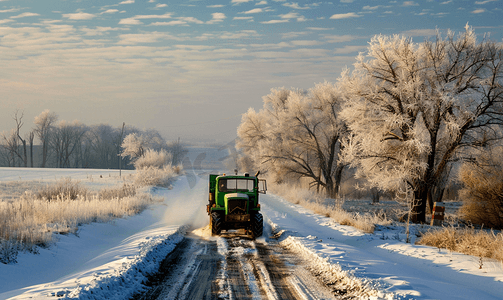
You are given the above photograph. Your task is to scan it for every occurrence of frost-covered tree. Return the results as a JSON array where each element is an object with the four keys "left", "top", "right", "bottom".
[
  {"left": 121, "top": 131, "right": 179, "bottom": 166},
  {"left": 34, "top": 110, "right": 58, "bottom": 168},
  {"left": 237, "top": 82, "right": 348, "bottom": 198},
  {"left": 340, "top": 26, "right": 503, "bottom": 223},
  {"left": 121, "top": 133, "right": 149, "bottom": 160}
]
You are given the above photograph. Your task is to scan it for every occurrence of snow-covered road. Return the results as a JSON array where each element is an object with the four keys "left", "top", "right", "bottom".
[{"left": 1, "top": 167, "right": 503, "bottom": 299}]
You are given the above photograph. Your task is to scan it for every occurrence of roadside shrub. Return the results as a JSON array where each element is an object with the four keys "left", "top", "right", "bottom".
[
  {"left": 125, "top": 147, "right": 181, "bottom": 188},
  {"left": 99, "top": 183, "right": 136, "bottom": 200},
  {"left": 417, "top": 227, "right": 503, "bottom": 263},
  {"left": 133, "top": 166, "right": 178, "bottom": 187},
  {"left": 134, "top": 149, "right": 172, "bottom": 170},
  {"left": 458, "top": 147, "right": 503, "bottom": 229},
  {"left": 36, "top": 178, "right": 90, "bottom": 201}
]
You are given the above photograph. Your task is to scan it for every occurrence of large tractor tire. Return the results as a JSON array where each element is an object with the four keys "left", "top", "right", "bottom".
[
  {"left": 251, "top": 213, "right": 263, "bottom": 238},
  {"left": 211, "top": 212, "right": 223, "bottom": 236}
]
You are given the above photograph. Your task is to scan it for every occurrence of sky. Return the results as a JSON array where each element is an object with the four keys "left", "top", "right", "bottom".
[{"left": 0, "top": 0, "right": 502, "bottom": 144}]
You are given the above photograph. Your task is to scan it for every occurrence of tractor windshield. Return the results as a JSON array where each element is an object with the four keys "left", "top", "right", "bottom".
[{"left": 218, "top": 178, "right": 255, "bottom": 192}]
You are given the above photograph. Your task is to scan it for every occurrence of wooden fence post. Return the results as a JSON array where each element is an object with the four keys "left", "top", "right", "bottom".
[{"left": 431, "top": 202, "right": 445, "bottom": 226}]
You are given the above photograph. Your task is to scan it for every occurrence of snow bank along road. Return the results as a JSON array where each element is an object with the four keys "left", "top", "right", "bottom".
[{"left": 2, "top": 170, "right": 503, "bottom": 299}]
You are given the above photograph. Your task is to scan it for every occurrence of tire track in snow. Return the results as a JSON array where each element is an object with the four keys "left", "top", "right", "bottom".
[
  {"left": 224, "top": 233, "right": 334, "bottom": 299},
  {"left": 132, "top": 230, "right": 336, "bottom": 300}
]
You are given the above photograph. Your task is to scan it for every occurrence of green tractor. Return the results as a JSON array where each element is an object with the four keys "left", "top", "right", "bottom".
[{"left": 207, "top": 172, "right": 267, "bottom": 238}]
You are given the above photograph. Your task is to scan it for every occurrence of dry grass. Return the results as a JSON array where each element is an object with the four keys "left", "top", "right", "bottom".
[
  {"left": 417, "top": 227, "right": 503, "bottom": 263},
  {"left": 458, "top": 163, "right": 503, "bottom": 229},
  {"left": 35, "top": 178, "right": 91, "bottom": 201},
  {"left": 0, "top": 161, "right": 181, "bottom": 264},
  {"left": 0, "top": 178, "right": 163, "bottom": 264},
  {"left": 269, "top": 183, "right": 391, "bottom": 233},
  {"left": 0, "top": 181, "right": 46, "bottom": 202},
  {"left": 99, "top": 183, "right": 137, "bottom": 200}
]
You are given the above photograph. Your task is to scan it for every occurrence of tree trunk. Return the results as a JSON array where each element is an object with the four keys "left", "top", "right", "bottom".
[
  {"left": 411, "top": 184, "right": 427, "bottom": 223},
  {"left": 41, "top": 141, "right": 47, "bottom": 168},
  {"left": 29, "top": 132, "right": 34, "bottom": 168},
  {"left": 20, "top": 140, "right": 28, "bottom": 167},
  {"left": 333, "top": 165, "right": 344, "bottom": 199},
  {"left": 325, "top": 176, "right": 335, "bottom": 198}
]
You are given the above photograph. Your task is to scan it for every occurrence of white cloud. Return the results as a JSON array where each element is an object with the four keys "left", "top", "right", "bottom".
[
  {"left": 135, "top": 13, "right": 173, "bottom": 19},
  {"left": 363, "top": 5, "right": 380, "bottom": 10},
  {"left": 117, "top": 32, "right": 171, "bottom": 44},
  {"left": 340, "top": 0, "right": 354, "bottom": 2},
  {"left": 280, "top": 12, "right": 299, "bottom": 19},
  {"left": 283, "top": 3, "right": 311, "bottom": 9},
  {"left": 80, "top": 26, "right": 125, "bottom": 36},
  {"left": 155, "top": 4, "right": 168, "bottom": 8},
  {"left": 321, "top": 34, "right": 357, "bottom": 43},
  {"left": 475, "top": 0, "right": 497, "bottom": 4},
  {"left": 471, "top": 8, "right": 486, "bottom": 13},
  {"left": 0, "top": 8, "right": 21, "bottom": 13},
  {"left": 249, "top": 42, "right": 292, "bottom": 49},
  {"left": 208, "top": 5, "right": 225, "bottom": 8},
  {"left": 207, "top": 12, "right": 226, "bottom": 24},
  {"left": 281, "top": 31, "right": 309, "bottom": 39},
  {"left": 334, "top": 45, "right": 366, "bottom": 54},
  {"left": 261, "top": 19, "right": 289, "bottom": 24},
  {"left": 243, "top": 8, "right": 264, "bottom": 14},
  {"left": 150, "top": 16, "right": 204, "bottom": 26},
  {"left": 440, "top": 0, "right": 452, "bottom": 4},
  {"left": 329, "top": 12, "right": 361, "bottom": 19},
  {"left": 119, "top": 13, "right": 173, "bottom": 25},
  {"left": 62, "top": 12, "right": 96, "bottom": 20},
  {"left": 232, "top": 0, "right": 253, "bottom": 4},
  {"left": 0, "top": 19, "right": 14, "bottom": 24},
  {"left": 120, "top": 0, "right": 135, "bottom": 4},
  {"left": 307, "top": 27, "right": 332, "bottom": 31},
  {"left": 151, "top": 20, "right": 187, "bottom": 26},
  {"left": 218, "top": 30, "right": 259, "bottom": 39},
  {"left": 233, "top": 16, "right": 254, "bottom": 20},
  {"left": 179, "top": 17, "right": 204, "bottom": 24},
  {"left": 102, "top": 9, "right": 119, "bottom": 14},
  {"left": 279, "top": 12, "right": 307, "bottom": 21},
  {"left": 291, "top": 40, "right": 322, "bottom": 46},
  {"left": 256, "top": 1, "right": 268, "bottom": 5},
  {"left": 402, "top": 1, "right": 419, "bottom": 6},
  {"left": 119, "top": 17, "right": 142, "bottom": 24},
  {"left": 10, "top": 12, "right": 40, "bottom": 19}
]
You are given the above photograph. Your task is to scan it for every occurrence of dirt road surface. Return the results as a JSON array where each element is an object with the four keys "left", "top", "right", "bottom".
[{"left": 132, "top": 229, "right": 335, "bottom": 300}]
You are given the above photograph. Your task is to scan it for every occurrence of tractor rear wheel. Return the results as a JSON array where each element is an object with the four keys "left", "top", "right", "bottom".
[
  {"left": 211, "top": 212, "right": 222, "bottom": 236},
  {"left": 251, "top": 213, "right": 263, "bottom": 238}
]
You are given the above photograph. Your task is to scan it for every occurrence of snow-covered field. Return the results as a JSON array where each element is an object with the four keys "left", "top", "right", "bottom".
[{"left": 1, "top": 166, "right": 503, "bottom": 299}]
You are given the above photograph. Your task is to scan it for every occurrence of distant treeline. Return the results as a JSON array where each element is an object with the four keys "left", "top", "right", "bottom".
[{"left": 0, "top": 110, "right": 186, "bottom": 169}]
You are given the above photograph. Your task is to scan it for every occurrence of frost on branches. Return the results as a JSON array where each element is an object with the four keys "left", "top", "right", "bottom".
[
  {"left": 339, "top": 25, "right": 503, "bottom": 223},
  {"left": 121, "top": 133, "right": 182, "bottom": 187},
  {"left": 237, "top": 82, "right": 348, "bottom": 198}
]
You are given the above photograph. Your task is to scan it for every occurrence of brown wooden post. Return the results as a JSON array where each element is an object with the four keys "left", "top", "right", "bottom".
[{"left": 431, "top": 202, "right": 445, "bottom": 226}]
